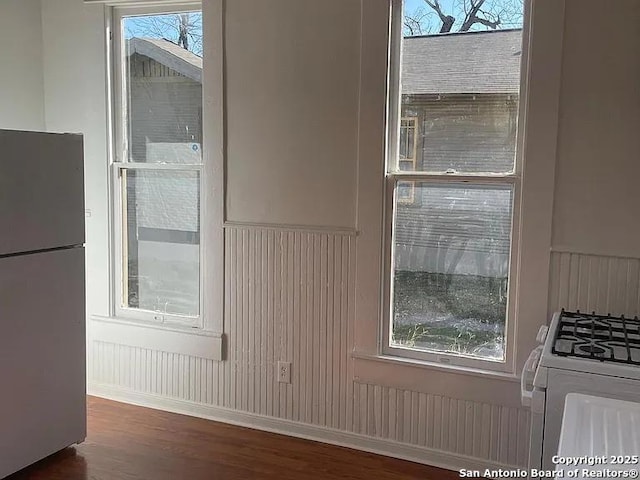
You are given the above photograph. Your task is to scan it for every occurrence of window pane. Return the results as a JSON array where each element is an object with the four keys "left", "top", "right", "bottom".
[
  {"left": 122, "top": 12, "right": 203, "bottom": 164},
  {"left": 122, "top": 169, "right": 200, "bottom": 317},
  {"left": 399, "top": 0, "right": 523, "bottom": 173},
  {"left": 391, "top": 183, "right": 513, "bottom": 360}
]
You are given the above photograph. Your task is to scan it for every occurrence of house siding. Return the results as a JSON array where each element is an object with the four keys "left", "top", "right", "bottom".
[
  {"left": 395, "top": 94, "right": 518, "bottom": 277},
  {"left": 402, "top": 94, "right": 519, "bottom": 174},
  {"left": 125, "top": 53, "right": 202, "bottom": 316},
  {"left": 129, "top": 53, "right": 203, "bottom": 163}
]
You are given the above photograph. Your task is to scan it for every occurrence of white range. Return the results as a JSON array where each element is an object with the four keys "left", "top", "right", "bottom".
[{"left": 521, "top": 310, "right": 640, "bottom": 471}]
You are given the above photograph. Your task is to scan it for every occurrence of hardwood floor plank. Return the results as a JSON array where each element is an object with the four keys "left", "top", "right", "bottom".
[{"left": 6, "top": 396, "right": 459, "bottom": 480}]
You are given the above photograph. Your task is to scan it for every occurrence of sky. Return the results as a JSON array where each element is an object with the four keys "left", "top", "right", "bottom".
[
  {"left": 123, "top": 12, "right": 203, "bottom": 56},
  {"left": 403, "top": 0, "right": 523, "bottom": 35}
]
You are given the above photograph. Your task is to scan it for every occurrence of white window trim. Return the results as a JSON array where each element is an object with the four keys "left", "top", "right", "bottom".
[
  {"left": 353, "top": 0, "right": 565, "bottom": 384},
  {"left": 98, "top": 0, "right": 224, "bottom": 359}
]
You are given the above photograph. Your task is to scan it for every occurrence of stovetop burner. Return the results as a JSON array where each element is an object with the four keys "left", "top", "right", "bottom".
[
  {"left": 552, "top": 310, "right": 640, "bottom": 365},
  {"left": 577, "top": 344, "right": 606, "bottom": 355}
]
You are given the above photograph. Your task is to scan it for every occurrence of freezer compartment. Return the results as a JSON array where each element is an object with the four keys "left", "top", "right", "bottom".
[
  {"left": 0, "top": 247, "right": 86, "bottom": 478},
  {"left": 0, "top": 130, "right": 84, "bottom": 256}
]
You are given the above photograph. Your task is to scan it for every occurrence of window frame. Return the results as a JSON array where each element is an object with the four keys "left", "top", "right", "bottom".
[
  {"left": 381, "top": 0, "right": 529, "bottom": 372},
  {"left": 111, "top": 3, "right": 205, "bottom": 329}
]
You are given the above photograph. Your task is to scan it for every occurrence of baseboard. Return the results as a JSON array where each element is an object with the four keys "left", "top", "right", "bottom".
[{"left": 89, "top": 382, "right": 518, "bottom": 473}]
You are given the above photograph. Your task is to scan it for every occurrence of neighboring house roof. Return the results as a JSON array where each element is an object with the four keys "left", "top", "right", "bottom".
[
  {"left": 130, "top": 30, "right": 520, "bottom": 94},
  {"left": 128, "top": 37, "right": 202, "bottom": 83},
  {"left": 402, "top": 29, "right": 522, "bottom": 95}
]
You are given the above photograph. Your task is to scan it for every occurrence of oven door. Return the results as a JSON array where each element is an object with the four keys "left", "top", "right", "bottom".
[
  {"left": 521, "top": 346, "right": 545, "bottom": 470},
  {"left": 542, "top": 368, "right": 640, "bottom": 470}
]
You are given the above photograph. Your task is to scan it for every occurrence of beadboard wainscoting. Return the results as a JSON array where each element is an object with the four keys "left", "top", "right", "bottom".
[
  {"left": 548, "top": 251, "right": 640, "bottom": 318},
  {"left": 89, "top": 225, "right": 532, "bottom": 471},
  {"left": 222, "top": 227, "right": 356, "bottom": 429},
  {"left": 351, "top": 383, "right": 530, "bottom": 467}
]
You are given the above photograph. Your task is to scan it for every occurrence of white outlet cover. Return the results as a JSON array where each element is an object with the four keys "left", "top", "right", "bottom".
[{"left": 277, "top": 361, "right": 291, "bottom": 383}]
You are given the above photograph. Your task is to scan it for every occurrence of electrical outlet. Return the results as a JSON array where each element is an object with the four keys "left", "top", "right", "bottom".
[{"left": 277, "top": 361, "right": 291, "bottom": 384}]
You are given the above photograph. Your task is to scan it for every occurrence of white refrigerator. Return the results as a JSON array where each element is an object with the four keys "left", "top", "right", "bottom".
[{"left": 0, "top": 130, "right": 86, "bottom": 478}]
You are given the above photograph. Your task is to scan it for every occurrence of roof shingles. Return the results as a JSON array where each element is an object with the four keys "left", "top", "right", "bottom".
[{"left": 401, "top": 29, "right": 522, "bottom": 95}]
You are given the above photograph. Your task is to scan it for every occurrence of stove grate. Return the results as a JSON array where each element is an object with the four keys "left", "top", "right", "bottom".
[{"left": 551, "top": 309, "right": 640, "bottom": 365}]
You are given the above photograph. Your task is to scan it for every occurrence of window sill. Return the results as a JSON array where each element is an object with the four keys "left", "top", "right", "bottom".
[
  {"left": 90, "top": 315, "right": 223, "bottom": 361},
  {"left": 352, "top": 352, "right": 524, "bottom": 408}
]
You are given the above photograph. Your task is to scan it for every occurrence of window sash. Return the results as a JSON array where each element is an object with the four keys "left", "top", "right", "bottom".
[
  {"left": 112, "top": 163, "right": 203, "bottom": 327},
  {"left": 112, "top": 3, "right": 202, "bottom": 166},
  {"left": 382, "top": 173, "right": 520, "bottom": 371}
]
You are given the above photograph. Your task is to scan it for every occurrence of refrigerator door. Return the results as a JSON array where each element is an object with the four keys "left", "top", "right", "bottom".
[
  {"left": 0, "top": 130, "right": 84, "bottom": 256},
  {"left": 0, "top": 247, "right": 86, "bottom": 478}
]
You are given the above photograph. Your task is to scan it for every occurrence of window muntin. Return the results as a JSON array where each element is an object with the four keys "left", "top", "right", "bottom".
[
  {"left": 385, "top": 0, "right": 525, "bottom": 366},
  {"left": 114, "top": 7, "right": 203, "bottom": 326}
]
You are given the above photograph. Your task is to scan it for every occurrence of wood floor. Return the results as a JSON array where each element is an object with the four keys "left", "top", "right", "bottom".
[{"left": 6, "top": 396, "right": 460, "bottom": 480}]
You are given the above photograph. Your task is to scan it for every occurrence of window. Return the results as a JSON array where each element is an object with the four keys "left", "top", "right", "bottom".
[
  {"left": 384, "top": 0, "right": 526, "bottom": 369},
  {"left": 399, "top": 117, "right": 417, "bottom": 170},
  {"left": 396, "top": 180, "right": 415, "bottom": 204},
  {"left": 112, "top": 5, "right": 203, "bottom": 326}
]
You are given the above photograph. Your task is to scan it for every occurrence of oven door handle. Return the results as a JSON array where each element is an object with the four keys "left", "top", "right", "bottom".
[{"left": 521, "top": 346, "right": 543, "bottom": 407}]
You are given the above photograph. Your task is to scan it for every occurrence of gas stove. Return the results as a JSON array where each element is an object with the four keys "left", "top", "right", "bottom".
[
  {"left": 536, "top": 310, "right": 640, "bottom": 380},
  {"left": 551, "top": 310, "right": 640, "bottom": 365},
  {"left": 522, "top": 310, "right": 640, "bottom": 471}
]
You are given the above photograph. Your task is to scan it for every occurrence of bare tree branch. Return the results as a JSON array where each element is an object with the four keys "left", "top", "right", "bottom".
[
  {"left": 403, "top": 6, "right": 433, "bottom": 36},
  {"left": 178, "top": 14, "right": 189, "bottom": 50},
  {"left": 472, "top": 13, "right": 501, "bottom": 29},
  {"left": 424, "top": 0, "right": 446, "bottom": 22},
  {"left": 404, "top": 17, "right": 423, "bottom": 36},
  {"left": 424, "top": 0, "right": 456, "bottom": 32},
  {"left": 402, "top": 0, "right": 522, "bottom": 37},
  {"left": 460, "top": 0, "right": 501, "bottom": 31}
]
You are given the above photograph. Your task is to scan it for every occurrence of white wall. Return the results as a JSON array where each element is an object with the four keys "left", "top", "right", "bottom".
[
  {"left": 0, "top": 0, "right": 45, "bottom": 131},
  {"left": 551, "top": 0, "right": 640, "bottom": 258},
  {"left": 41, "top": 0, "right": 111, "bottom": 316},
  {"left": 225, "top": 0, "right": 360, "bottom": 229},
  {"left": 546, "top": 0, "right": 640, "bottom": 325}
]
